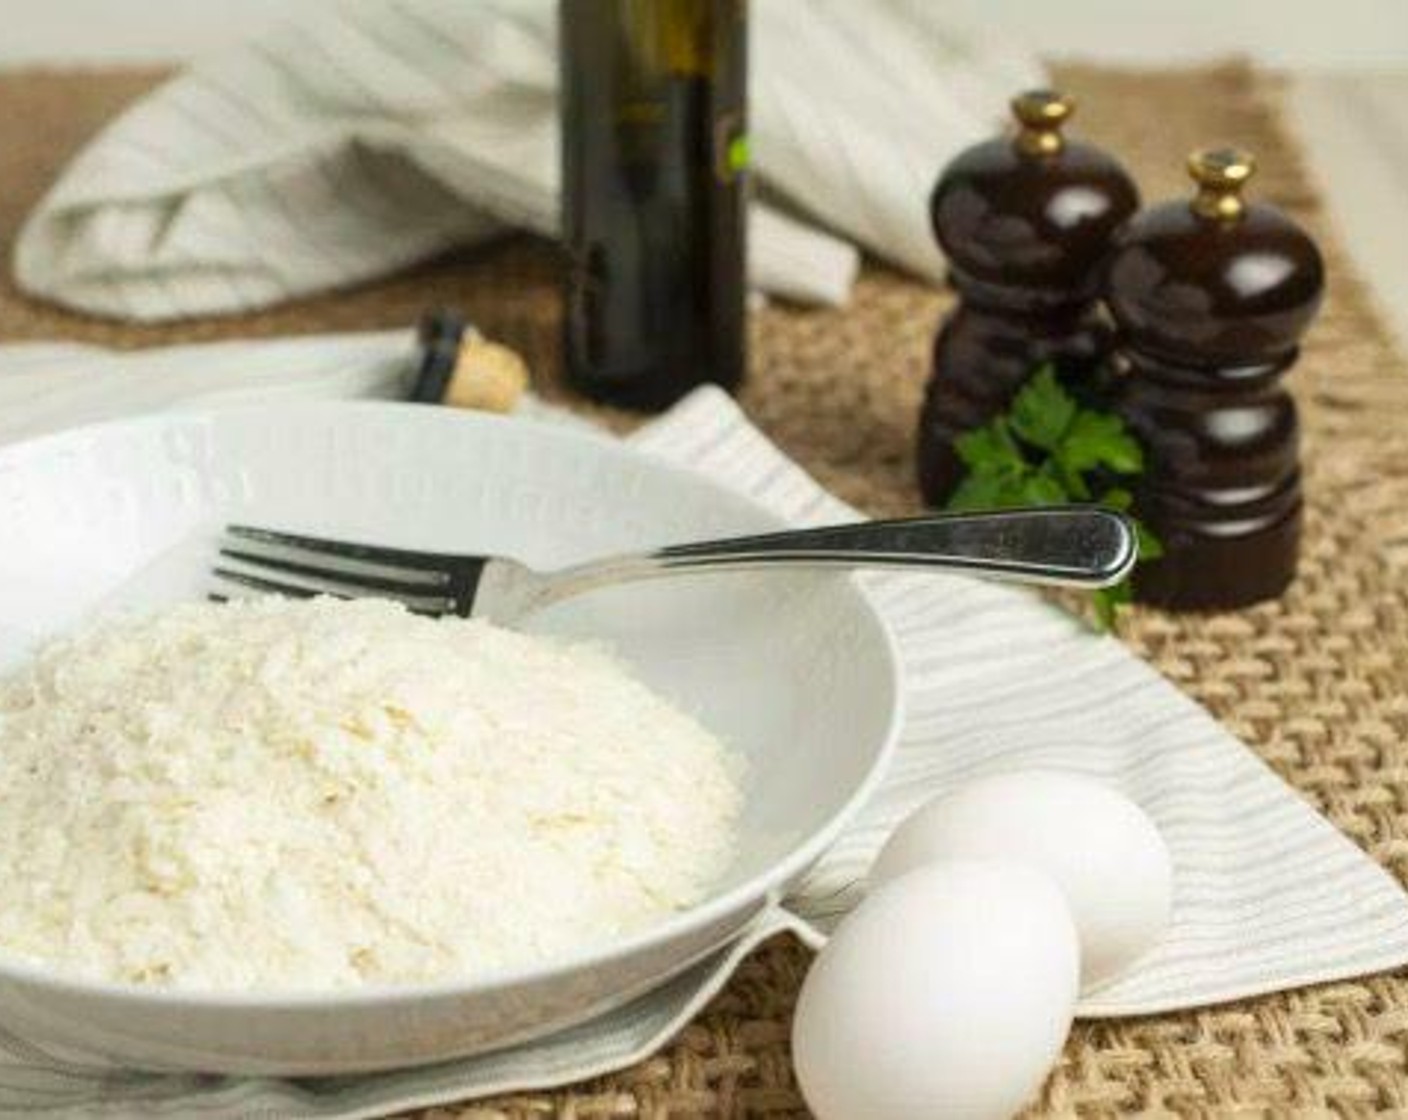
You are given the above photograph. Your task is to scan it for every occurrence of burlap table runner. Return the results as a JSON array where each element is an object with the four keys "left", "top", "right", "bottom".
[{"left": 0, "top": 61, "right": 1404, "bottom": 1117}]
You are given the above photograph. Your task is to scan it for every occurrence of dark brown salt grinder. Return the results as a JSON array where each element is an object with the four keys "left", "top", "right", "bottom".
[
  {"left": 1109, "top": 149, "right": 1325, "bottom": 609},
  {"left": 917, "top": 90, "right": 1139, "bottom": 504}
]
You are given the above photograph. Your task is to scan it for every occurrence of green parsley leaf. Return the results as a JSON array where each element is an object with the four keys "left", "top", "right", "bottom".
[
  {"left": 1092, "top": 579, "right": 1133, "bottom": 631},
  {"left": 1135, "top": 521, "right": 1165, "bottom": 561},
  {"left": 1020, "top": 467, "right": 1068, "bottom": 506},
  {"left": 1058, "top": 410, "right": 1145, "bottom": 475},
  {"left": 1097, "top": 487, "right": 1133, "bottom": 511},
  {"left": 1052, "top": 457, "right": 1092, "bottom": 501},
  {"left": 955, "top": 417, "right": 1024, "bottom": 474},
  {"left": 948, "top": 467, "right": 1031, "bottom": 511},
  {"left": 1008, "top": 365, "right": 1077, "bottom": 452},
  {"left": 941, "top": 363, "right": 1157, "bottom": 632}
]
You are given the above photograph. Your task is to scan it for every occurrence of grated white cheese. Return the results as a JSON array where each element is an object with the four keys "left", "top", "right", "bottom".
[{"left": 0, "top": 598, "right": 743, "bottom": 990}]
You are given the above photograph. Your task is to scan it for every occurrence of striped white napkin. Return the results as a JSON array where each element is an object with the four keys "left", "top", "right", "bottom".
[
  {"left": 11, "top": 0, "right": 1044, "bottom": 321},
  {"left": 0, "top": 334, "right": 1406, "bottom": 1117}
]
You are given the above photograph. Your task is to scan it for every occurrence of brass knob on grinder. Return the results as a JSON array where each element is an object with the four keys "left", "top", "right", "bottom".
[
  {"left": 1012, "top": 89, "right": 1074, "bottom": 156},
  {"left": 1188, "top": 146, "right": 1256, "bottom": 222}
]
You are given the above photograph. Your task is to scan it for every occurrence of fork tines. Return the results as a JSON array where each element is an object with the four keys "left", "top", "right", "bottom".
[{"left": 212, "top": 526, "right": 463, "bottom": 616}]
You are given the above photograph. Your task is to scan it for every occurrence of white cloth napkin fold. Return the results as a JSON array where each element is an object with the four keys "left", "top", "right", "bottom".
[
  {"left": 11, "top": 0, "right": 1044, "bottom": 320},
  {"left": 0, "top": 334, "right": 1405, "bottom": 1118}
]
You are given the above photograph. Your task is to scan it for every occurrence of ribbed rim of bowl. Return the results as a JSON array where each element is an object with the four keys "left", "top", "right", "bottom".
[{"left": 0, "top": 401, "right": 905, "bottom": 1008}]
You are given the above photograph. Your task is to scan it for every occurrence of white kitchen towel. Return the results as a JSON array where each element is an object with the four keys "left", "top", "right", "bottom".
[
  {"left": 12, "top": 0, "right": 1044, "bottom": 321},
  {"left": 0, "top": 334, "right": 1406, "bottom": 1117}
]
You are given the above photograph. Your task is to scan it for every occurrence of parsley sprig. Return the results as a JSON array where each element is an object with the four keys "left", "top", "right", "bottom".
[{"left": 944, "top": 366, "right": 1161, "bottom": 629}]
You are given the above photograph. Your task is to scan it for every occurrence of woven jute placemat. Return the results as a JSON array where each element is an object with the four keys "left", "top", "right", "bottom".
[{"left": 0, "top": 60, "right": 1405, "bottom": 1117}]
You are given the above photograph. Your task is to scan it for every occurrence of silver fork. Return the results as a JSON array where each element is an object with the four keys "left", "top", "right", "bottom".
[{"left": 212, "top": 507, "right": 1135, "bottom": 625}]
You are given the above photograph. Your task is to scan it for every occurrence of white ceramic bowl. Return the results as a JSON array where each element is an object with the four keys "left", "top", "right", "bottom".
[{"left": 0, "top": 402, "right": 900, "bottom": 1075}]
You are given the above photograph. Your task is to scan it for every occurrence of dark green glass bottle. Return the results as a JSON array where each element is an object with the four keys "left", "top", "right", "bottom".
[{"left": 561, "top": 0, "right": 748, "bottom": 411}]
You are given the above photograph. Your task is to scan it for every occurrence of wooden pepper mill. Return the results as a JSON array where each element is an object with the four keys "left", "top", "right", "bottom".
[
  {"left": 1108, "top": 148, "right": 1326, "bottom": 609},
  {"left": 917, "top": 90, "right": 1139, "bottom": 504}
]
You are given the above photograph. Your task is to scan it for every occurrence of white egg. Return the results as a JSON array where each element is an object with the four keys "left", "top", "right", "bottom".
[
  {"left": 870, "top": 770, "right": 1172, "bottom": 988},
  {"left": 793, "top": 859, "right": 1079, "bottom": 1120}
]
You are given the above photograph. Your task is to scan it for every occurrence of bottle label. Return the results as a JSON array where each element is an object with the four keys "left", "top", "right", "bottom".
[
  {"left": 728, "top": 133, "right": 750, "bottom": 174},
  {"left": 715, "top": 111, "right": 747, "bottom": 185}
]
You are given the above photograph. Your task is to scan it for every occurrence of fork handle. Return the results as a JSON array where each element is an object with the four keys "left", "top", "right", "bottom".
[
  {"left": 652, "top": 507, "right": 1134, "bottom": 586},
  {"left": 538, "top": 508, "right": 1135, "bottom": 610}
]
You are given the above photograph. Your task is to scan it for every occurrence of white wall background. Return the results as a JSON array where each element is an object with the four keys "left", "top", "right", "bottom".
[{"left": 0, "top": 0, "right": 1402, "bottom": 69}]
